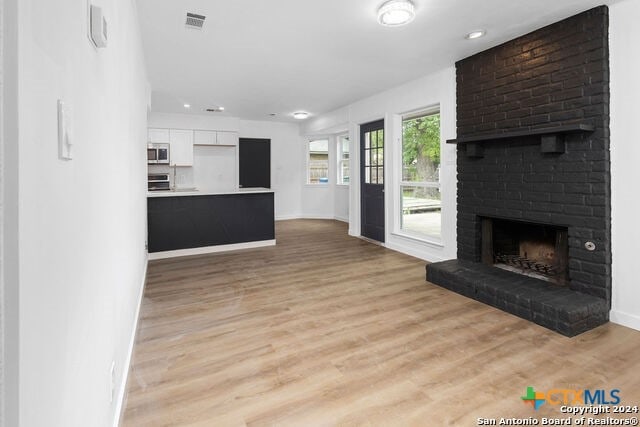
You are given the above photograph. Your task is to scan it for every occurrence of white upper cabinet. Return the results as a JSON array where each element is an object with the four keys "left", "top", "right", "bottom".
[
  {"left": 194, "top": 130, "right": 217, "bottom": 146},
  {"left": 169, "top": 129, "right": 194, "bottom": 166},
  {"left": 194, "top": 130, "right": 239, "bottom": 146},
  {"left": 216, "top": 131, "right": 239, "bottom": 146},
  {"left": 148, "top": 128, "right": 170, "bottom": 143}
]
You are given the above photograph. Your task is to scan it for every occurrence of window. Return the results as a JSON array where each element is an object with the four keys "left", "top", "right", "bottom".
[
  {"left": 308, "top": 139, "right": 329, "bottom": 184},
  {"left": 364, "top": 128, "right": 384, "bottom": 184},
  {"left": 337, "top": 135, "right": 350, "bottom": 185},
  {"left": 400, "top": 111, "right": 441, "bottom": 239}
]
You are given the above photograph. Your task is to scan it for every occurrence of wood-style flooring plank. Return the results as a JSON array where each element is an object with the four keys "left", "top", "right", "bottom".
[{"left": 122, "top": 219, "right": 640, "bottom": 426}]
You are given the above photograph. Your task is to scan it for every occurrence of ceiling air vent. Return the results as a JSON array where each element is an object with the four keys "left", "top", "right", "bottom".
[{"left": 185, "top": 12, "right": 206, "bottom": 29}]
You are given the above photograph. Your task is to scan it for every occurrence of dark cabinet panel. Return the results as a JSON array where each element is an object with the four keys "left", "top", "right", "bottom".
[
  {"left": 147, "top": 193, "right": 275, "bottom": 253},
  {"left": 239, "top": 138, "right": 271, "bottom": 188}
]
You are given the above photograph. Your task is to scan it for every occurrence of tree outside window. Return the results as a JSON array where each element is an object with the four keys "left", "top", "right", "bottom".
[{"left": 401, "top": 112, "right": 441, "bottom": 239}]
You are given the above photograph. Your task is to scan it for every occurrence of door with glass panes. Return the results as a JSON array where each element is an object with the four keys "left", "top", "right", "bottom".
[{"left": 360, "top": 119, "right": 385, "bottom": 242}]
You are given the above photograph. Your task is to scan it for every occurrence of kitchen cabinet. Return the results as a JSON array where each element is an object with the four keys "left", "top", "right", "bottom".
[
  {"left": 148, "top": 128, "right": 170, "bottom": 143},
  {"left": 194, "top": 130, "right": 216, "bottom": 145},
  {"left": 147, "top": 191, "right": 275, "bottom": 253},
  {"left": 216, "top": 131, "right": 239, "bottom": 146},
  {"left": 194, "top": 130, "right": 239, "bottom": 146},
  {"left": 169, "top": 129, "right": 194, "bottom": 166}
]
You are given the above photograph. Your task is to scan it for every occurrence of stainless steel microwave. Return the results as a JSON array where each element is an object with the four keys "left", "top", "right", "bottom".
[{"left": 147, "top": 143, "right": 169, "bottom": 165}]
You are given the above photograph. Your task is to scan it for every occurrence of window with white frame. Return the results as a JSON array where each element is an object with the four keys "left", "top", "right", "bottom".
[
  {"left": 400, "top": 111, "right": 441, "bottom": 239},
  {"left": 337, "top": 135, "right": 350, "bottom": 185},
  {"left": 307, "top": 139, "right": 329, "bottom": 184}
]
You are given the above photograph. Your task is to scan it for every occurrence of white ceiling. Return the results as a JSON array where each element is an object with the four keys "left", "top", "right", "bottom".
[{"left": 136, "top": 0, "right": 619, "bottom": 122}]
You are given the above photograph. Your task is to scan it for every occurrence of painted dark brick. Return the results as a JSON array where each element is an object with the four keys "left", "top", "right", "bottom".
[{"left": 429, "top": 7, "right": 610, "bottom": 336}]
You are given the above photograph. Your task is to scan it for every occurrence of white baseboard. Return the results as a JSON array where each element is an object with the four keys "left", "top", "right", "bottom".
[
  {"left": 610, "top": 309, "right": 640, "bottom": 332},
  {"left": 113, "top": 255, "right": 148, "bottom": 427},
  {"left": 297, "top": 213, "right": 336, "bottom": 220},
  {"left": 275, "top": 213, "right": 302, "bottom": 221},
  {"left": 148, "top": 240, "right": 276, "bottom": 260},
  {"left": 276, "top": 214, "right": 350, "bottom": 223},
  {"left": 334, "top": 215, "right": 349, "bottom": 223}
]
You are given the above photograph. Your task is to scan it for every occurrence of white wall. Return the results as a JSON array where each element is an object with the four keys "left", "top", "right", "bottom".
[
  {"left": 16, "top": 0, "right": 149, "bottom": 426},
  {"left": 335, "top": 186, "right": 349, "bottom": 222},
  {"left": 609, "top": 0, "right": 640, "bottom": 332},
  {"left": 148, "top": 111, "right": 239, "bottom": 131},
  {"left": 301, "top": 109, "right": 350, "bottom": 222},
  {"left": 0, "top": 0, "right": 6, "bottom": 423},
  {"left": 2, "top": 0, "right": 18, "bottom": 423},
  {"left": 300, "top": 134, "right": 336, "bottom": 220},
  {"left": 303, "top": 67, "right": 457, "bottom": 261},
  {"left": 148, "top": 113, "right": 303, "bottom": 219},
  {"left": 298, "top": 133, "right": 350, "bottom": 222}
]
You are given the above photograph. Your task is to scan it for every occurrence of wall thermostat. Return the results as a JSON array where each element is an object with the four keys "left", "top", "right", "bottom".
[{"left": 89, "top": 4, "right": 108, "bottom": 48}]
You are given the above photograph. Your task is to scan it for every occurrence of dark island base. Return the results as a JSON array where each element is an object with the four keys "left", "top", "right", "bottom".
[
  {"left": 148, "top": 192, "right": 275, "bottom": 254},
  {"left": 426, "top": 260, "right": 608, "bottom": 337}
]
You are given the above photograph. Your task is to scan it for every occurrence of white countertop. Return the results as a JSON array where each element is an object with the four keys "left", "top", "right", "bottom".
[{"left": 147, "top": 187, "right": 274, "bottom": 198}]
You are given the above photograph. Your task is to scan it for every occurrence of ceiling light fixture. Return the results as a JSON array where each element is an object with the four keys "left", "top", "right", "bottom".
[
  {"left": 205, "top": 106, "right": 225, "bottom": 112},
  {"left": 293, "top": 112, "right": 309, "bottom": 120},
  {"left": 465, "top": 30, "right": 486, "bottom": 40},
  {"left": 377, "top": 0, "right": 415, "bottom": 27},
  {"left": 183, "top": 103, "right": 191, "bottom": 108}
]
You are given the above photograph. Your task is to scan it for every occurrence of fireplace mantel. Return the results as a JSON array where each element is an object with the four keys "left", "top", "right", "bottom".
[
  {"left": 447, "top": 123, "right": 595, "bottom": 157},
  {"left": 446, "top": 123, "right": 595, "bottom": 145}
]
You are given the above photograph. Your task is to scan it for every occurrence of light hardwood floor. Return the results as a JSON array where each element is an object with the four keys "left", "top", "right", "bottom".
[{"left": 123, "top": 219, "right": 640, "bottom": 426}]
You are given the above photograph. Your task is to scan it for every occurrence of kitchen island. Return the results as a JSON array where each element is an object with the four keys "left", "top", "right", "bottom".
[{"left": 147, "top": 188, "right": 275, "bottom": 259}]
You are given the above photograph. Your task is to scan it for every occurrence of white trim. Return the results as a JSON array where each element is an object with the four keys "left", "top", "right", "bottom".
[
  {"left": 610, "top": 310, "right": 640, "bottom": 332},
  {"left": 385, "top": 240, "right": 447, "bottom": 263},
  {"left": 357, "top": 235, "right": 386, "bottom": 247},
  {"left": 296, "top": 213, "right": 336, "bottom": 220},
  {"left": 276, "top": 213, "right": 302, "bottom": 221},
  {"left": 391, "top": 230, "right": 444, "bottom": 247},
  {"left": 148, "top": 240, "right": 276, "bottom": 260},
  {"left": 112, "top": 258, "right": 148, "bottom": 427},
  {"left": 334, "top": 215, "right": 349, "bottom": 223},
  {"left": 276, "top": 214, "right": 349, "bottom": 223},
  {"left": 0, "top": 0, "right": 5, "bottom": 421}
]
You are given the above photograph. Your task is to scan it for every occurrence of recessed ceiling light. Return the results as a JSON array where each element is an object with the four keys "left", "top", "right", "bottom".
[
  {"left": 293, "top": 112, "right": 309, "bottom": 120},
  {"left": 465, "top": 30, "right": 486, "bottom": 40},
  {"left": 377, "top": 0, "right": 415, "bottom": 27},
  {"left": 183, "top": 103, "right": 191, "bottom": 109},
  {"left": 204, "top": 106, "right": 225, "bottom": 112}
]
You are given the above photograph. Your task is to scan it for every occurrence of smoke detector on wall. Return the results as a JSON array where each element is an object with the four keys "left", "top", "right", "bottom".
[{"left": 185, "top": 12, "right": 206, "bottom": 29}]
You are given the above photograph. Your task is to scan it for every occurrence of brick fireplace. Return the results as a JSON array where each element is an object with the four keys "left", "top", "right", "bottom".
[{"left": 426, "top": 6, "right": 611, "bottom": 336}]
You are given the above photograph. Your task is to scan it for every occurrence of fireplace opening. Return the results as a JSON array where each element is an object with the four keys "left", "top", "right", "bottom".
[{"left": 481, "top": 218, "right": 569, "bottom": 285}]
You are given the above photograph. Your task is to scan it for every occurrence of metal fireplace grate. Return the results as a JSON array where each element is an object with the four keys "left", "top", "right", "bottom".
[{"left": 494, "top": 253, "right": 559, "bottom": 276}]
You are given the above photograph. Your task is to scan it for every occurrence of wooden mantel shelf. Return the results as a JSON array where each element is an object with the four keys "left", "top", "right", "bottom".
[{"left": 447, "top": 123, "right": 595, "bottom": 157}]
